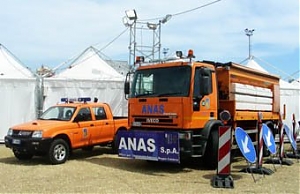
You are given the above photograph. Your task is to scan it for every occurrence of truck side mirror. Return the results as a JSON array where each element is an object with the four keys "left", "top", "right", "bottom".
[
  {"left": 199, "top": 68, "right": 212, "bottom": 96},
  {"left": 124, "top": 72, "right": 131, "bottom": 96},
  {"left": 124, "top": 81, "right": 130, "bottom": 95}
]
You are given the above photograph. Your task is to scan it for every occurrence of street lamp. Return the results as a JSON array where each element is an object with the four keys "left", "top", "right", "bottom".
[
  {"left": 125, "top": 9, "right": 137, "bottom": 20},
  {"left": 147, "top": 23, "right": 158, "bottom": 30},
  {"left": 123, "top": 9, "right": 137, "bottom": 27},
  {"left": 245, "top": 28, "right": 255, "bottom": 59},
  {"left": 161, "top": 14, "right": 172, "bottom": 24}
]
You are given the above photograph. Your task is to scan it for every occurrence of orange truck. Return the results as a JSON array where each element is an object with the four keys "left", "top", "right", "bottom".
[
  {"left": 4, "top": 97, "right": 128, "bottom": 164},
  {"left": 117, "top": 50, "right": 280, "bottom": 169}
]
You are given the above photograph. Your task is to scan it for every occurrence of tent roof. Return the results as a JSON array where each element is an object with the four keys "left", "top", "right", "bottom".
[
  {"left": 245, "top": 58, "right": 268, "bottom": 73},
  {"left": 55, "top": 46, "right": 124, "bottom": 80},
  {"left": 0, "top": 44, "right": 34, "bottom": 79},
  {"left": 280, "top": 79, "right": 300, "bottom": 89}
]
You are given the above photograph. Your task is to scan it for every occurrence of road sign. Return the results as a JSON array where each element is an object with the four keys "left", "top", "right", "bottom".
[
  {"left": 283, "top": 124, "right": 297, "bottom": 150},
  {"left": 117, "top": 130, "right": 180, "bottom": 163},
  {"left": 262, "top": 124, "right": 276, "bottom": 154},
  {"left": 235, "top": 127, "right": 257, "bottom": 163}
]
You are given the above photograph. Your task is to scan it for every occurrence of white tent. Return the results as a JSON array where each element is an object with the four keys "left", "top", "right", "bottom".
[
  {"left": 0, "top": 44, "right": 36, "bottom": 142},
  {"left": 245, "top": 58, "right": 269, "bottom": 73},
  {"left": 245, "top": 58, "right": 300, "bottom": 133},
  {"left": 279, "top": 79, "right": 300, "bottom": 129},
  {"left": 55, "top": 46, "right": 124, "bottom": 80},
  {"left": 43, "top": 46, "right": 128, "bottom": 116}
]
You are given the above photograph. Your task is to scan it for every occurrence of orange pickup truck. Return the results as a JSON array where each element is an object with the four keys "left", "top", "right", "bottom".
[{"left": 4, "top": 97, "right": 128, "bottom": 164}]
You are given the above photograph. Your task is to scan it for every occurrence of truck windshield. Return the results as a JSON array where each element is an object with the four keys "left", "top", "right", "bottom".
[
  {"left": 130, "top": 66, "right": 191, "bottom": 98},
  {"left": 39, "top": 106, "right": 76, "bottom": 121}
]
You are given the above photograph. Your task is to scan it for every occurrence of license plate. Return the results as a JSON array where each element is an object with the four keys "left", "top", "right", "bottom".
[{"left": 12, "top": 139, "right": 21, "bottom": 145}]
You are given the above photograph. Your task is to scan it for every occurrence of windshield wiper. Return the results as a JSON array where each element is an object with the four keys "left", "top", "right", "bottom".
[
  {"left": 157, "top": 92, "right": 182, "bottom": 97},
  {"left": 44, "top": 118, "right": 64, "bottom": 121},
  {"left": 135, "top": 92, "right": 158, "bottom": 97}
]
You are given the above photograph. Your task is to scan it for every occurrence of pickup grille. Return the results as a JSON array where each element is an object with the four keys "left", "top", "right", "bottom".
[
  {"left": 11, "top": 130, "right": 33, "bottom": 138},
  {"left": 132, "top": 115, "right": 178, "bottom": 126}
]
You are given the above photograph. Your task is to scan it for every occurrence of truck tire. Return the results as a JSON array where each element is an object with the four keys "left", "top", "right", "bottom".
[
  {"left": 203, "top": 129, "right": 218, "bottom": 169},
  {"left": 13, "top": 149, "right": 33, "bottom": 160},
  {"left": 48, "top": 139, "right": 69, "bottom": 165},
  {"left": 111, "top": 134, "right": 119, "bottom": 154}
]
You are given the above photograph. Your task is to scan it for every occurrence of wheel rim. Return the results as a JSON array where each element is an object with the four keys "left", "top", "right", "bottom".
[{"left": 53, "top": 143, "right": 66, "bottom": 161}]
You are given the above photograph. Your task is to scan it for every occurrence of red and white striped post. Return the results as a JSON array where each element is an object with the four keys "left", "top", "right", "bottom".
[
  {"left": 212, "top": 126, "right": 234, "bottom": 188},
  {"left": 257, "top": 112, "right": 264, "bottom": 168},
  {"left": 286, "top": 113, "right": 299, "bottom": 158},
  {"left": 292, "top": 114, "right": 297, "bottom": 143},
  {"left": 279, "top": 114, "right": 285, "bottom": 160}
]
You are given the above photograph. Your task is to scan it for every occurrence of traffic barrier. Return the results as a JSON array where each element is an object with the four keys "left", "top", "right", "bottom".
[
  {"left": 212, "top": 126, "right": 234, "bottom": 188},
  {"left": 265, "top": 113, "right": 293, "bottom": 165},
  {"left": 284, "top": 113, "right": 299, "bottom": 159},
  {"left": 238, "top": 112, "right": 273, "bottom": 176}
]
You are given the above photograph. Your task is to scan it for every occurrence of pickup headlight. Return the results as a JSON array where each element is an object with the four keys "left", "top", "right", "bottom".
[
  {"left": 7, "top": 128, "right": 13, "bottom": 136},
  {"left": 32, "top": 130, "right": 43, "bottom": 138}
]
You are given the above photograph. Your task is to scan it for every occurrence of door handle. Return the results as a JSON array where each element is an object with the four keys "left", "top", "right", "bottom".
[{"left": 90, "top": 124, "right": 94, "bottom": 126}]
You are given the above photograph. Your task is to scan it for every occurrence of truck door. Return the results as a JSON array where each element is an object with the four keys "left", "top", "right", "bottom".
[
  {"left": 72, "top": 107, "right": 95, "bottom": 148},
  {"left": 93, "top": 106, "right": 114, "bottom": 143},
  {"left": 192, "top": 67, "right": 215, "bottom": 126}
]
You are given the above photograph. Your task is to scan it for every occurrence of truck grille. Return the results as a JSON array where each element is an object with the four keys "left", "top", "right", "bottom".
[
  {"left": 132, "top": 115, "right": 178, "bottom": 126},
  {"left": 12, "top": 130, "right": 33, "bottom": 138}
]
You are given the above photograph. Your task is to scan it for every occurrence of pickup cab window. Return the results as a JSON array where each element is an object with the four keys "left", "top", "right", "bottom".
[
  {"left": 75, "top": 107, "right": 92, "bottom": 122},
  {"left": 93, "top": 107, "right": 107, "bottom": 120}
]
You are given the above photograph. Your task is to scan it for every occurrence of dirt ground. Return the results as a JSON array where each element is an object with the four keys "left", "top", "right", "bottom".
[{"left": 0, "top": 143, "right": 299, "bottom": 194}]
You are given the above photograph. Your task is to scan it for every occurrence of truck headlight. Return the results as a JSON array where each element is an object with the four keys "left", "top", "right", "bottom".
[
  {"left": 7, "top": 128, "right": 13, "bottom": 136},
  {"left": 32, "top": 130, "right": 43, "bottom": 138}
]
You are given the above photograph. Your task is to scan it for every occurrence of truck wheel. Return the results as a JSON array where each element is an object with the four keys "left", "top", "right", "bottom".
[
  {"left": 111, "top": 134, "right": 119, "bottom": 154},
  {"left": 13, "top": 149, "right": 33, "bottom": 160},
  {"left": 203, "top": 129, "right": 218, "bottom": 169},
  {"left": 48, "top": 139, "right": 69, "bottom": 165}
]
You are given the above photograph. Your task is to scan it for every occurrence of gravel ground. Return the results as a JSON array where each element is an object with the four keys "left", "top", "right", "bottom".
[{"left": 0, "top": 144, "right": 299, "bottom": 194}]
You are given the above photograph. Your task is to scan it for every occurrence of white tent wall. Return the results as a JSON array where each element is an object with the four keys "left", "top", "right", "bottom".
[
  {"left": 43, "top": 78, "right": 128, "bottom": 116},
  {"left": 280, "top": 80, "right": 300, "bottom": 129},
  {"left": 246, "top": 58, "right": 300, "bottom": 130},
  {"left": 0, "top": 78, "right": 36, "bottom": 141}
]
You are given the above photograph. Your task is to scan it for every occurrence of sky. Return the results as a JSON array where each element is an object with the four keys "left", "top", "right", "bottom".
[{"left": 0, "top": 0, "right": 299, "bottom": 81}]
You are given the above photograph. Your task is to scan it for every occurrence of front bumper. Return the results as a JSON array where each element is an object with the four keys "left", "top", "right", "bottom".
[{"left": 4, "top": 136, "right": 52, "bottom": 155}]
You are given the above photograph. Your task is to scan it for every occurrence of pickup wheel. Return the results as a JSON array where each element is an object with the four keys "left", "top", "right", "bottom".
[
  {"left": 13, "top": 149, "right": 33, "bottom": 160},
  {"left": 48, "top": 139, "right": 69, "bottom": 165},
  {"left": 112, "top": 131, "right": 122, "bottom": 154}
]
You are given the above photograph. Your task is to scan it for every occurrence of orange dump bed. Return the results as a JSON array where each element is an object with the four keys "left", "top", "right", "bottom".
[{"left": 216, "top": 62, "right": 280, "bottom": 121}]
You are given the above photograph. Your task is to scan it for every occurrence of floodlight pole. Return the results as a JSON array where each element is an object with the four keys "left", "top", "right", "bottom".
[
  {"left": 245, "top": 28, "right": 255, "bottom": 59},
  {"left": 124, "top": 11, "right": 171, "bottom": 64}
]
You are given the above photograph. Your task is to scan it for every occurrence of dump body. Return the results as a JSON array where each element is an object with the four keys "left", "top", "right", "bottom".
[{"left": 216, "top": 62, "right": 280, "bottom": 128}]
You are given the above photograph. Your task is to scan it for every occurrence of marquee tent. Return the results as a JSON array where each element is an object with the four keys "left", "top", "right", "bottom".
[
  {"left": 245, "top": 58, "right": 269, "bottom": 73},
  {"left": 245, "top": 58, "right": 300, "bottom": 131},
  {"left": 42, "top": 46, "right": 128, "bottom": 116},
  {"left": 0, "top": 44, "right": 36, "bottom": 142}
]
